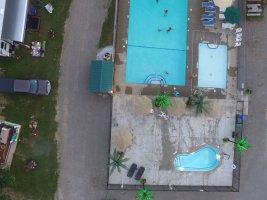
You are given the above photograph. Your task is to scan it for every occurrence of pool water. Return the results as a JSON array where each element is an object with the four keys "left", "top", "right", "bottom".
[
  {"left": 174, "top": 146, "right": 221, "bottom": 172},
  {"left": 126, "top": 0, "right": 188, "bottom": 86},
  {"left": 198, "top": 43, "right": 228, "bottom": 88}
]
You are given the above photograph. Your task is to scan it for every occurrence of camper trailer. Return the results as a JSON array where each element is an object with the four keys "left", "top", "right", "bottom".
[{"left": 0, "top": 0, "right": 28, "bottom": 57}]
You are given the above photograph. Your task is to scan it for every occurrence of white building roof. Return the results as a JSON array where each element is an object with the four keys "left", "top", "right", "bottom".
[
  {"left": 0, "top": 0, "right": 28, "bottom": 42},
  {"left": 0, "top": 0, "right": 7, "bottom": 39}
]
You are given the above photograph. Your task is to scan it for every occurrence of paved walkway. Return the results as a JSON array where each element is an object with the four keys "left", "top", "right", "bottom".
[{"left": 56, "top": 0, "right": 267, "bottom": 199}]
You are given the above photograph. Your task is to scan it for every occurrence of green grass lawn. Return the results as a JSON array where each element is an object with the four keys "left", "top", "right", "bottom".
[
  {"left": 0, "top": 0, "right": 71, "bottom": 199},
  {"left": 98, "top": 0, "right": 115, "bottom": 48}
]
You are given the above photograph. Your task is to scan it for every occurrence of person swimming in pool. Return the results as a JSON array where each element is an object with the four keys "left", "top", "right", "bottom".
[
  {"left": 164, "top": 9, "right": 168, "bottom": 16},
  {"left": 167, "top": 27, "right": 173, "bottom": 32}
]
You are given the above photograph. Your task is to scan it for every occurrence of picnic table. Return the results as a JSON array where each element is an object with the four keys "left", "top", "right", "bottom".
[{"left": 31, "top": 41, "right": 46, "bottom": 57}]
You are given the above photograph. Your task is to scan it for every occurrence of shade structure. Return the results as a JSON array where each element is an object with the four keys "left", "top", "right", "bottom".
[
  {"left": 130, "top": 96, "right": 153, "bottom": 115},
  {"left": 112, "top": 129, "right": 133, "bottom": 151},
  {"left": 213, "top": 0, "right": 234, "bottom": 9},
  {"left": 89, "top": 60, "right": 113, "bottom": 93},
  {"left": 224, "top": 6, "right": 241, "bottom": 24}
]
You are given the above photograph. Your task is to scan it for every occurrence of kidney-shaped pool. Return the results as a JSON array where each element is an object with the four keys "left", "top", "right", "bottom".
[{"left": 174, "top": 146, "right": 221, "bottom": 172}]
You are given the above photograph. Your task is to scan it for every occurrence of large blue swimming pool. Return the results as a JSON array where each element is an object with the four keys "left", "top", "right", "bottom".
[{"left": 126, "top": 0, "right": 188, "bottom": 86}]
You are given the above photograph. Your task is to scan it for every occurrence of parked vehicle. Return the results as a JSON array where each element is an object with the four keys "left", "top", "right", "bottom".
[{"left": 0, "top": 78, "right": 51, "bottom": 95}]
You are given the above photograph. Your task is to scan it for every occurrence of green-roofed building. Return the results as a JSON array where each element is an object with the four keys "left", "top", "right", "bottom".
[{"left": 89, "top": 60, "right": 114, "bottom": 94}]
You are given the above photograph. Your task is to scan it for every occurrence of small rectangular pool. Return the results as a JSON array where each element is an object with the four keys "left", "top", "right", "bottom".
[
  {"left": 126, "top": 0, "right": 188, "bottom": 86},
  {"left": 198, "top": 43, "right": 228, "bottom": 88}
]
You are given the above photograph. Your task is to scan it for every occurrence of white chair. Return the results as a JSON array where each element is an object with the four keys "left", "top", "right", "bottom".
[
  {"left": 236, "top": 37, "right": 242, "bottom": 42},
  {"left": 235, "top": 28, "right": 242, "bottom": 33},
  {"left": 222, "top": 23, "right": 236, "bottom": 30},
  {"left": 234, "top": 42, "right": 241, "bottom": 47},
  {"left": 45, "top": 3, "right": 54, "bottom": 13},
  {"left": 158, "top": 111, "right": 169, "bottom": 120},
  {"left": 236, "top": 33, "right": 242, "bottom": 37},
  {"left": 219, "top": 13, "right": 225, "bottom": 20}
]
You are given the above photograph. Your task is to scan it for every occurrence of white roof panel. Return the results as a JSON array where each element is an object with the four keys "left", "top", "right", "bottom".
[
  {"left": 1, "top": 0, "right": 28, "bottom": 42},
  {"left": 0, "top": 0, "right": 7, "bottom": 39}
]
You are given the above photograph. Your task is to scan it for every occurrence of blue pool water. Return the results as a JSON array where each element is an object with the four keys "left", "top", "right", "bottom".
[
  {"left": 198, "top": 43, "right": 228, "bottom": 88},
  {"left": 126, "top": 0, "right": 188, "bottom": 86},
  {"left": 174, "top": 146, "right": 221, "bottom": 172}
]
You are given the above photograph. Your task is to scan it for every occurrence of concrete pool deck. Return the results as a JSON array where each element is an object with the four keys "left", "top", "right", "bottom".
[{"left": 109, "top": 95, "right": 236, "bottom": 187}]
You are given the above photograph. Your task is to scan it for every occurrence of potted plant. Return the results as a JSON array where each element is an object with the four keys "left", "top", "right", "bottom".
[
  {"left": 244, "top": 89, "right": 252, "bottom": 95},
  {"left": 186, "top": 95, "right": 209, "bottom": 115},
  {"left": 154, "top": 93, "right": 171, "bottom": 110},
  {"left": 223, "top": 137, "right": 251, "bottom": 154},
  {"left": 108, "top": 149, "right": 129, "bottom": 175},
  {"left": 136, "top": 187, "right": 154, "bottom": 200},
  {"left": 140, "top": 178, "right": 147, "bottom": 188}
]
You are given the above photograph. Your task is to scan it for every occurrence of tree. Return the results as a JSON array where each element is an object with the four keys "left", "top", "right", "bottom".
[
  {"left": 154, "top": 94, "right": 171, "bottom": 109},
  {"left": 136, "top": 178, "right": 154, "bottom": 200},
  {"left": 108, "top": 149, "right": 129, "bottom": 175},
  {"left": 140, "top": 178, "right": 147, "bottom": 188},
  {"left": 136, "top": 188, "right": 154, "bottom": 200},
  {"left": 0, "top": 170, "right": 16, "bottom": 189},
  {"left": 223, "top": 137, "right": 251, "bottom": 154},
  {"left": 186, "top": 95, "right": 209, "bottom": 115}
]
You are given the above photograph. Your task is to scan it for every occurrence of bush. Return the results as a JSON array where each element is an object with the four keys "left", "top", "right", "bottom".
[
  {"left": 0, "top": 171, "right": 16, "bottom": 189},
  {"left": 0, "top": 195, "right": 9, "bottom": 200},
  {"left": 154, "top": 94, "right": 171, "bottom": 109}
]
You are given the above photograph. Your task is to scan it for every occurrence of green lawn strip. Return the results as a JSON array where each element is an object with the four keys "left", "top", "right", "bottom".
[
  {"left": 98, "top": 0, "right": 115, "bottom": 48},
  {"left": 0, "top": 0, "right": 71, "bottom": 199}
]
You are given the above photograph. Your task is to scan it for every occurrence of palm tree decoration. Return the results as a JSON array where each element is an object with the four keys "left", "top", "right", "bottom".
[
  {"left": 136, "top": 178, "right": 154, "bottom": 200},
  {"left": 223, "top": 137, "right": 251, "bottom": 154},
  {"left": 108, "top": 149, "right": 129, "bottom": 175},
  {"left": 136, "top": 188, "right": 154, "bottom": 200},
  {"left": 186, "top": 95, "right": 209, "bottom": 115},
  {"left": 154, "top": 94, "right": 171, "bottom": 109}
]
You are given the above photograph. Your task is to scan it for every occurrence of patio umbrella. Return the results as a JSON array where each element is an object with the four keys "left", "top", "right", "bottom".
[
  {"left": 112, "top": 129, "right": 133, "bottom": 151},
  {"left": 130, "top": 95, "right": 153, "bottom": 115},
  {"left": 213, "top": 0, "right": 234, "bottom": 10},
  {"left": 224, "top": 6, "right": 241, "bottom": 24}
]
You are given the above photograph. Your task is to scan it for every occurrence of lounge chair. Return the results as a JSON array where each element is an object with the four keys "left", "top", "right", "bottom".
[
  {"left": 202, "top": 19, "right": 216, "bottom": 26},
  {"left": 222, "top": 23, "right": 236, "bottom": 30},
  {"left": 235, "top": 28, "right": 243, "bottom": 33},
  {"left": 202, "top": 1, "right": 215, "bottom": 7},
  {"left": 134, "top": 166, "right": 145, "bottom": 181},
  {"left": 236, "top": 33, "right": 242, "bottom": 38},
  {"left": 204, "top": 6, "right": 217, "bottom": 13},
  {"left": 234, "top": 42, "right": 241, "bottom": 47},
  {"left": 219, "top": 13, "right": 225, "bottom": 20},
  {"left": 236, "top": 37, "right": 242, "bottom": 42},
  {"left": 127, "top": 163, "right": 137, "bottom": 178},
  {"left": 202, "top": 13, "right": 216, "bottom": 20}
]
